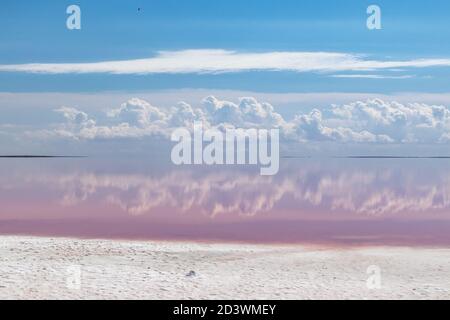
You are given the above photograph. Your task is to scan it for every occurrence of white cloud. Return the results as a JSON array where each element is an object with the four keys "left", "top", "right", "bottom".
[
  {"left": 34, "top": 96, "right": 450, "bottom": 145},
  {"left": 328, "top": 99, "right": 450, "bottom": 143},
  {"left": 49, "top": 96, "right": 287, "bottom": 140},
  {"left": 0, "top": 50, "right": 449, "bottom": 75},
  {"left": 106, "top": 98, "right": 167, "bottom": 127},
  {"left": 285, "top": 108, "right": 392, "bottom": 143},
  {"left": 330, "top": 74, "right": 414, "bottom": 79}
]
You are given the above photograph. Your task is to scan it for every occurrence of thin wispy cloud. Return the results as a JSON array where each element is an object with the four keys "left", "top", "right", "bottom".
[
  {"left": 330, "top": 74, "right": 415, "bottom": 79},
  {"left": 0, "top": 50, "right": 450, "bottom": 75}
]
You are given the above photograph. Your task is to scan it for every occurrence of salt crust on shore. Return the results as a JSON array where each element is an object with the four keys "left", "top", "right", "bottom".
[{"left": 0, "top": 236, "right": 449, "bottom": 300}]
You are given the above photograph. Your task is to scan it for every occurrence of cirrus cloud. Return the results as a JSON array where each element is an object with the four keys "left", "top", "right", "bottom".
[{"left": 0, "top": 50, "right": 449, "bottom": 75}]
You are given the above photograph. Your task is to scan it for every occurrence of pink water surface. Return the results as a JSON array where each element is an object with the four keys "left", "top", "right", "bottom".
[{"left": 1, "top": 157, "right": 450, "bottom": 246}]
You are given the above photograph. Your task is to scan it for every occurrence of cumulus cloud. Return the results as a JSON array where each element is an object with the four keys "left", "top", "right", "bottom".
[
  {"left": 48, "top": 96, "right": 286, "bottom": 140},
  {"left": 0, "top": 49, "right": 449, "bottom": 75},
  {"left": 107, "top": 98, "right": 167, "bottom": 127},
  {"left": 43, "top": 96, "right": 450, "bottom": 144},
  {"left": 328, "top": 99, "right": 450, "bottom": 143},
  {"left": 285, "top": 108, "right": 392, "bottom": 143}
]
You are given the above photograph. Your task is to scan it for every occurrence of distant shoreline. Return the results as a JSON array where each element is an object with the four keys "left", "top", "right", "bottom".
[{"left": 0, "top": 155, "right": 86, "bottom": 158}]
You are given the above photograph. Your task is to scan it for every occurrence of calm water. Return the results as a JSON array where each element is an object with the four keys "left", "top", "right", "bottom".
[{"left": 1, "top": 157, "right": 450, "bottom": 246}]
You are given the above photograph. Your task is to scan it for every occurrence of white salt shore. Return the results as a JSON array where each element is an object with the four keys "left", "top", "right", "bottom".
[{"left": 0, "top": 235, "right": 449, "bottom": 300}]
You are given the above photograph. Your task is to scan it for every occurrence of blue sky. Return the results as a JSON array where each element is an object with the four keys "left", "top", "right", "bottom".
[
  {"left": 2, "top": 1, "right": 450, "bottom": 156},
  {"left": 1, "top": 0, "right": 450, "bottom": 92}
]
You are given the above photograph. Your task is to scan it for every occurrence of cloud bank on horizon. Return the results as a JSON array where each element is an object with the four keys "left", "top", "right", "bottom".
[
  {"left": 0, "top": 49, "right": 448, "bottom": 76},
  {"left": 28, "top": 95, "right": 450, "bottom": 145}
]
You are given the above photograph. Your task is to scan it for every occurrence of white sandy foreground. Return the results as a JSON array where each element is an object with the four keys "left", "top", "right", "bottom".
[{"left": 0, "top": 236, "right": 449, "bottom": 300}]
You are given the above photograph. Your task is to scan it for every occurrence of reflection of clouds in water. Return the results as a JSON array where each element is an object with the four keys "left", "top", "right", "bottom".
[
  {"left": 12, "top": 165, "right": 450, "bottom": 218},
  {"left": 54, "top": 172, "right": 283, "bottom": 217}
]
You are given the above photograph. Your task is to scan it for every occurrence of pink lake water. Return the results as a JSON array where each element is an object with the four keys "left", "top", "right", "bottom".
[{"left": 1, "top": 157, "right": 450, "bottom": 246}]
